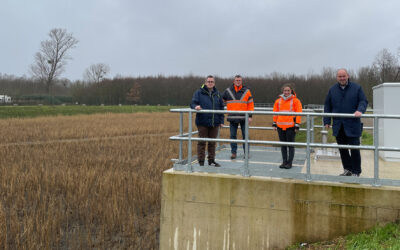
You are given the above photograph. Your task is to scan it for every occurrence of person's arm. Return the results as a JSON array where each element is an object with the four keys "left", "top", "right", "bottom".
[
  {"left": 272, "top": 99, "right": 279, "bottom": 130},
  {"left": 219, "top": 96, "right": 224, "bottom": 125},
  {"left": 190, "top": 90, "right": 201, "bottom": 110},
  {"left": 294, "top": 99, "right": 302, "bottom": 131},
  {"left": 221, "top": 89, "right": 228, "bottom": 103},
  {"left": 355, "top": 86, "right": 368, "bottom": 116}
]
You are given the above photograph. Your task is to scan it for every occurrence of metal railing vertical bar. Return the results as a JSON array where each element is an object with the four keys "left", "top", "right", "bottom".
[
  {"left": 179, "top": 112, "right": 183, "bottom": 162},
  {"left": 310, "top": 116, "right": 315, "bottom": 144},
  {"left": 306, "top": 114, "right": 311, "bottom": 181},
  {"left": 373, "top": 117, "right": 380, "bottom": 186},
  {"left": 243, "top": 113, "right": 250, "bottom": 177},
  {"left": 187, "top": 110, "right": 193, "bottom": 173}
]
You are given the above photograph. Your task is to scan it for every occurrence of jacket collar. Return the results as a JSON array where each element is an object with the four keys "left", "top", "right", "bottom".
[
  {"left": 279, "top": 94, "right": 293, "bottom": 101},
  {"left": 234, "top": 84, "right": 243, "bottom": 92},
  {"left": 201, "top": 85, "right": 216, "bottom": 94},
  {"left": 337, "top": 80, "right": 351, "bottom": 89}
]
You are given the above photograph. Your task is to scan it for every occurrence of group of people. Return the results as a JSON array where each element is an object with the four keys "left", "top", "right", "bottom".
[
  {"left": 190, "top": 75, "right": 253, "bottom": 167},
  {"left": 190, "top": 69, "right": 368, "bottom": 177}
]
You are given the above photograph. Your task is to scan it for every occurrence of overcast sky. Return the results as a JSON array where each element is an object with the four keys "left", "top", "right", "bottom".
[{"left": 1, "top": 0, "right": 399, "bottom": 80}]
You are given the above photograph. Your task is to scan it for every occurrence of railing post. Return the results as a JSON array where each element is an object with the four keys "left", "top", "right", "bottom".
[
  {"left": 179, "top": 112, "right": 183, "bottom": 162},
  {"left": 187, "top": 110, "right": 193, "bottom": 173},
  {"left": 373, "top": 116, "right": 380, "bottom": 186},
  {"left": 306, "top": 114, "right": 311, "bottom": 181},
  {"left": 242, "top": 112, "right": 250, "bottom": 177},
  {"left": 311, "top": 116, "right": 315, "bottom": 144}
]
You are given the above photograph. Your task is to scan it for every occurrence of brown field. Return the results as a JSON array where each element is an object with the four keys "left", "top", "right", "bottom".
[{"left": 0, "top": 112, "right": 275, "bottom": 249}]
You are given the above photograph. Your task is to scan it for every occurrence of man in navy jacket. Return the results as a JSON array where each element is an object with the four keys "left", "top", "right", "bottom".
[
  {"left": 323, "top": 69, "right": 368, "bottom": 177},
  {"left": 191, "top": 75, "right": 224, "bottom": 167}
]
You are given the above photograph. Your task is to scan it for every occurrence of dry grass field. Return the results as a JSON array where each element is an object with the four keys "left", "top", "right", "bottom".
[{"left": 0, "top": 112, "right": 275, "bottom": 249}]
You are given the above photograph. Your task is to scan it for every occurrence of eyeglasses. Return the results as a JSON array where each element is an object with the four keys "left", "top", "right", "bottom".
[{"left": 206, "top": 81, "right": 215, "bottom": 83}]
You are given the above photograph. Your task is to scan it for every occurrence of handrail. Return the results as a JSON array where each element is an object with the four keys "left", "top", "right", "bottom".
[{"left": 169, "top": 108, "right": 400, "bottom": 187}]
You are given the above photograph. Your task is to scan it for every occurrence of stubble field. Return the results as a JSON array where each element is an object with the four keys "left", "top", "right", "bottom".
[{"left": 0, "top": 112, "right": 275, "bottom": 249}]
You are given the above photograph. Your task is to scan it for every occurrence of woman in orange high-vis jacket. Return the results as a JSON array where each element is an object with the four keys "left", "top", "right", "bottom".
[{"left": 272, "top": 83, "right": 302, "bottom": 169}]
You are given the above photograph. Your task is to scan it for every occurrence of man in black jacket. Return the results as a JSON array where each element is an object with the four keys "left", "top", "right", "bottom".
[
  {"left": 191, "top": 75, "right": 224, "bottom": 167},
  {"left": 324, "top": 69, "right": 368, "bottom": 177}
]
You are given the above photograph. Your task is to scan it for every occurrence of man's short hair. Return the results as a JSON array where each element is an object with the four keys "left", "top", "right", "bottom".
[
  {"left": 206, "top": 75, "right": 214, "bottom": 79},
  {"left": 234, "top": 74, "right": 242, "bottom": 78}
]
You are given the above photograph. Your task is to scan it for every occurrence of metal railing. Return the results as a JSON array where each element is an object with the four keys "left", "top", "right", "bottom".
[{"left": 169, "top": 108, "right": 400, "bottom": 187}]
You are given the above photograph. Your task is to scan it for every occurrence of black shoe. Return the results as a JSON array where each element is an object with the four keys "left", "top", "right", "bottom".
[
  {"left": 282, "top": 162, "right": 292, "bottom": 169},
  {"left": 208, "top": 160, "right": 221, "bottom": 167},
  {"left": 279, "top": 161, "right": 288, "bottom": 169},
  {"left": 199, "top": 161, "right": 204, "bottom": 166},
  {"left": 339, "top": 169, "right": 352, "bottom": 176},
  {"left": 230, "top": 153, "right": 237, "bottom": 159}
]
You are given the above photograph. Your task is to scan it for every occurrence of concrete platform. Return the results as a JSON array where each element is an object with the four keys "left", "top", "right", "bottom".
[
  {"left": 173, "top": 145, "right": 400, "bottom": 186},
  {"left": 160, "top": 168, "right": 400, "bottom": 249}
]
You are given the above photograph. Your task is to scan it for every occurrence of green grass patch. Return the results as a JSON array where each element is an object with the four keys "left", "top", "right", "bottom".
[
  {"left": 288, "top": 221, "right": 400, "bottom": 249},
  {"left": 0, "top": 105, "right": 182, "bottom": 119},
  {"left": 361, "top": 131, "right": 373, "bottom": 145},
  {"left": 345, "top": 222, "right": 400, "bottom": 249}
]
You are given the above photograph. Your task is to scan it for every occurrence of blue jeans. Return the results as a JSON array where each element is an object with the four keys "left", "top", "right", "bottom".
[{"left": 229, "top": 120, "right": 248, "bottom": 154}]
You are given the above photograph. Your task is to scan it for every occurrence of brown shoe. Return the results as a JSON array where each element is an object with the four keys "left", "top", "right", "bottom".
[{"left": 230, "top": 153, "right": 237, "bottom": 159}]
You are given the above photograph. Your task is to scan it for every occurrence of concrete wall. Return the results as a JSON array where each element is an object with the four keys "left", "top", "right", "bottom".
[{"left": 160, "top": 169, "right": 400, "bottom": 249}]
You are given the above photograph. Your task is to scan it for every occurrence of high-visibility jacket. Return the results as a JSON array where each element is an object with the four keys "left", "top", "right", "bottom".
[
  {"left": 273, "top": 94, "right": 302, "bottom": 130},
  {"left": 222, "top": 84, "right": 254, "bottom": 122}
]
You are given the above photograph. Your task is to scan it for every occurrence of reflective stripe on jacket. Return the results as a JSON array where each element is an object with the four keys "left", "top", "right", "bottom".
[
  {"left": 273, "top": 94, "right": 302, "bottom": 130},
  {"left": 222, "top": 84, "right": 254, "bottom": 122}
]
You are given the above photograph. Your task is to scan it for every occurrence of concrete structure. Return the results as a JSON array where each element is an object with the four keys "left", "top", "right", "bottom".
[
  {"left": 160, "top": 147, "right": 400, "bottom": 249},
  {"left": 160, "top": 171, "right": 400, "bottom": 250},
  {"left": 373, "top": 83, "right": 400, "bottom": 161}
]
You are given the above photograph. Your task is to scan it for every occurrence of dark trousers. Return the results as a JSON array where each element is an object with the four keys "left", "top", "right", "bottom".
[
  {"left": 229, "top": 120, "right": 249, "bottom": 154},
  {"left": 277, "top": 127, "right": 296, "bottom": 164},
  {"left": 197, "top": 125, "right": 219, "bottom": 162},
  {"left": 336, "top": 125, "right": 361, "bottom": 174}
]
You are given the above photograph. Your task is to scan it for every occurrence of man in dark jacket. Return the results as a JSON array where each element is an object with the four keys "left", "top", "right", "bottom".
[
  {"left": 323, "top": 69, "right": 368, "bottom": 177},
  {"left": 191, "top": 75, "right": 224, "bottom": 167}
]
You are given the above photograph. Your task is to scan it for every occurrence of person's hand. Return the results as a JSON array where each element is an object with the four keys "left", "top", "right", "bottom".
[
  {"left": 195, "top": 105, "right": 201, "bottom": 110},
  {"left": 325, "top": 124, "right": 330, "bottom": 129},
  {"left": 219, "top": 124, "right": 224, "bottom": 127},
  {"left": 272, "top": 122, "right": 277, "bottom": 131},
  {"left": 248, "top": 117, "right": 252, "bottom": 123},
  {"left": 354, "top": 111, "right": 362, "bottom": 117},
  {"left": 295, "top": 123, "right": 300, "bottom": 132}
]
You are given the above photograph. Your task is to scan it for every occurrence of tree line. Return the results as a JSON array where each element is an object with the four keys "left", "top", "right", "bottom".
[
  {"left": 1, "top": 27, "right": 400, "bottom": 106},
  {"left": 0, "top": 63, "right": 397, "bottom": 107}
]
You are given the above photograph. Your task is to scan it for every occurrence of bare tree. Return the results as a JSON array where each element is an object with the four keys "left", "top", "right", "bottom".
[
  {"left": 373, "top": 48, "right": 399, "bottom": 83},
  {"left": 30, "top": 28, "right": 78, "bottom": 93},
  {"left": 83, "top": 63, "right": 110, "bottom": 83}
]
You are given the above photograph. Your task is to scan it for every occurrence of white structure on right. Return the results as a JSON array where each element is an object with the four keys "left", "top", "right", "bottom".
[{"left": 373, "top": 83, "right": 400, "bottom": 161}]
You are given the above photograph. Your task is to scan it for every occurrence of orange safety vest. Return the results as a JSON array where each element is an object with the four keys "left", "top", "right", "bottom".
[
  {"left": 273, "top": 94, "right": 302, "bottom": 130},
  {"left": 224, "top": 85, "right": 254, "bottom": 121}
]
